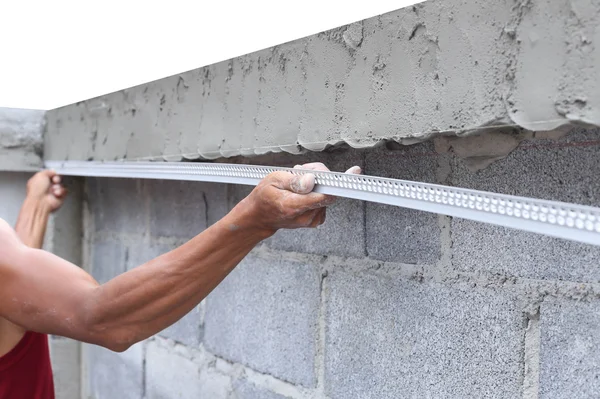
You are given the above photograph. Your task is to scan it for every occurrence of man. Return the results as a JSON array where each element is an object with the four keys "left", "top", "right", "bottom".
[{"left": 0, "top": 162, "right": 360, "bottom": 398}]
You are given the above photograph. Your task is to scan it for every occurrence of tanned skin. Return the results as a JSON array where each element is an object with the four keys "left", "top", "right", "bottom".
[{"left": 0, "top": 162, "right": 360, "bottom": 355}]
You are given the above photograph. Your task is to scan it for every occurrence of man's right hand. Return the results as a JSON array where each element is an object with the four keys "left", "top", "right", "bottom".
[{"left": 236, "top": 162, "right": 361, "bottom": 236}]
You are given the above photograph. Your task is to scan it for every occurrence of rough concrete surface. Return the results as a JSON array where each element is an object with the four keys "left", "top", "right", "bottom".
[
  {"left": 49, "top": 337, "right": 81, "bottom": 399},
  {"left": 451, "top": 129, "right": 600, "bottom": 282},
  {"left": 233, "top": 379, "right": 290, "bottom": 399},
  {"left": 205, "top": 252, "right": 321, "bottom": 387},
  {"left": 88, "top": 177, "right": 147, "bottom": 235},
  {"left": 146, "top": 340, "right": 205, "bottom": 399},
  {"left": 86, "top": 342, "right": 144, "bottom": 399},
  {"left": 0, "top": 172, "right": 31, "bottom": 226},
  {"left": 365, "top": 141, "right": 440, "bottom": 264},
  {"left": 325, "top": 271, "right": 524, "bottom": 399},
  {"left": 44, "top": 0, "right": 600, "bottom": 162},
  {"left": 158, "top": 304, "right": 203, "bottom": 348},
  {"left": 91, "top": 239, "right": 127, "bottom": 284},
  {"left": 540, "top": 297, "right": 600, "bottom": 398},
  {"left": 0, "top": 107, "right": 44, "bottom": 170},
  {"left": 147, "top": 179, "right": 208, "bottom": 239}
]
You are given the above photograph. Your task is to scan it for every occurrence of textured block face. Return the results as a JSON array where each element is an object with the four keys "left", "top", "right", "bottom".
[
  {"left": 264, "top": 195, "right": 365, "bottom": 258},
  {"left": 540, "top": 297, "right": 600, "bottom": 399},
  {"left": 451, "top": 129, "right": 600, "bottom": 282},
  {"left": 158, "top": 304, "right": 203, "bottom": 348},
  {"left": 0, "top": 172, "right": 31, "bottom": 226},
  {"left": 147, "top": 179, "right": 207, "bottom": 239},
  {"left": 365, "top": 143, "right": 441, "bottom": 264},
  {"left": 325, "top": 271, "right": 524, "bottom": 399},
  {"left": 87, "top": 342, "right": 144, "bottom": 399},
  {"left": 233, "top": 379, "right": 289, "bottom": 399},
  {"left": 91, "top": 239, "right": 127, "bottom": 284},
  {"left": 204, "top": 253, "right": 321, "bottom": 387},
  {"left": 145, "top": 341, "right": 203, "bottom": 399},
  {"left": 87, "top": 177, "right": 147, "bottom": 235},
  {"left": 49, "top": 338, "right": 80, "bottom": 399}
]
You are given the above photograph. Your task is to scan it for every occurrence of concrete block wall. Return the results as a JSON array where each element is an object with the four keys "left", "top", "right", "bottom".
[{"left": 80, "top": 127, "right": 600, "bottom": 398}]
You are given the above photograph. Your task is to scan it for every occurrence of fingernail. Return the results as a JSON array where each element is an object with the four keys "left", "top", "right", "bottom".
[
  {"left": 293, "top": 165, "right": 302, "bottom": 169},
  {"left": 346, "top": 166, "right": 362, "bottom": 174}
]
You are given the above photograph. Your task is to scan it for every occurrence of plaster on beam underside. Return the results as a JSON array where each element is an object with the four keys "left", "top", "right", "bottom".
[
  {"left": 43, "top": 0, "right": 600, "bottom": 164},
  {"left": 0, "top": 108, "right": 45, "bottom": 171}
]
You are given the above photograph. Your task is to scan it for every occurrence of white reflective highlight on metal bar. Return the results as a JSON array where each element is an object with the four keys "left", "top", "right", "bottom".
[{"left": 45, "top": 160, "right": 600, "bottom": 247}]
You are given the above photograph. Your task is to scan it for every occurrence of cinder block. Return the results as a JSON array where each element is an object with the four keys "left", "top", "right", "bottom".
[
  {"left": 146, "top": 340, "right": 233, "bottom": 399},
  {"left": 540, "top": 297, "right": 600, "bottom": 398},
  {"left": 205, "top": 253, "right": 320, "bottom": 387},
  {"left": 325, "top": 271, "right": 523, "bottom": 398},
  {"left": 451, "top": 129, "right": 600, "bottom": 282},
  {"left": 159, "top": 304, "right": 203, "bottom": 348},
  {"left": 202, "top": 181, "right": 229, "bottom": 227},
  {"left": 86, "top": 342, "right": 144, "bottom": 399},
  {"left": 264, "top": 197, "right": 364, "bottom": 258},
  {"left": 145, "top": 341, "right": 203, "bottom": 399},
  {"left": 233, "top": 379, "right": 290, "bottom": 399},
  {"left": 87, "top": 177, "right": 147, "bottom": 235},
  {"left": 92, "top": 239, "right": 127, "bottom": 284},
  {"left": 365, "top": 142, "right": 441, "bottom": 264},
  {"left": 147, "top": 179, "right": 207, "bottom": 239},
  {"left": 49, "top": 337, "right": 80, "bottom": 399},
  {"left": 124, "top": 240, "right": 175, "bottom": 271}
]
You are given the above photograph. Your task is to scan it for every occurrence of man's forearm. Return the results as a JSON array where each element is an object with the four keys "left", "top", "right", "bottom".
[
  {"left": 78, "top": 201, "right": 273, "bottom": 350},
  {"left": 14, "top": 197, "right": 51, "bottom": 249}
]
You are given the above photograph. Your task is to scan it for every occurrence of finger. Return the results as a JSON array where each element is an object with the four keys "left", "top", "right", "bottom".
[
  {"left": 52, "top": 184, "right": 64, "bottom": 197},
  {"left": 345, "top": 166, "right": 362, "bottom": 175},
  {"left": 320, "top": 208, "right": 326, "bottom": 224},
  {"left": 309, "top": 208, "right": 326, "bottom": 228},
  {"left": 295, "top": 209, "right": 321, "bottom": 227},
  {"left": 52, "top": 175, "right": 61, "bottom": 184},
  {"left": 286, "top": 192, "right": 336, "bottom": 214}
]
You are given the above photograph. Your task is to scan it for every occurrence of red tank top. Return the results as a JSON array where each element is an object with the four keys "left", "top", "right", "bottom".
[{"left": 0, "top": 331, "right": 55, "bottom": 399}]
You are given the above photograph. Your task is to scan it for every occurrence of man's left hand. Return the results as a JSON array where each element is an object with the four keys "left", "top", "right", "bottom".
[{"left": 26, "top": 170, "right": 68, "bottom": 212}]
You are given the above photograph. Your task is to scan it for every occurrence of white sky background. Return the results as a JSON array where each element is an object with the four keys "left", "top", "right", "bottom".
[{"left": 0, "top": 0, "right": 420, "bottom": 110}]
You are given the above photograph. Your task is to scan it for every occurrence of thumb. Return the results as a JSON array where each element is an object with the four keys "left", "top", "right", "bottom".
[
  {"left": 271, "top": 171, "right": 316, "bottom": 194},
  {"left": 289, "top": 173, "right": 315, "bottom": 194}
]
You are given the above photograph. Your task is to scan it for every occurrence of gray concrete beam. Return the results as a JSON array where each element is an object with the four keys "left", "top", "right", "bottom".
[{"left": 43, "top": 0, "right": 600, "bottom": 162}]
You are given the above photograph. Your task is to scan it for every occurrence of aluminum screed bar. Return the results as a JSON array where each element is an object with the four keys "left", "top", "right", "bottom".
[{"left": 45, "top": 160, "right": 600, "bottom": 247}]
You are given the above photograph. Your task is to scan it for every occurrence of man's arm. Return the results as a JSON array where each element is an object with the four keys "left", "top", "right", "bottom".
[{"left": 0, "top": 164, "right": 359, "bottom": 352}]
